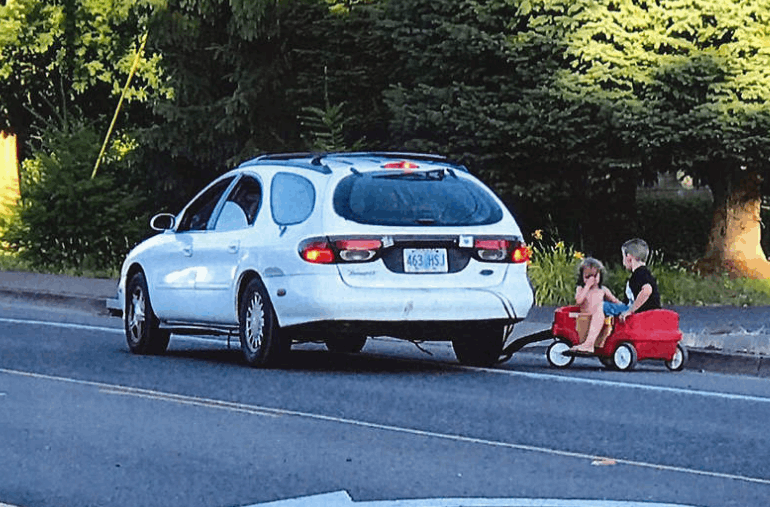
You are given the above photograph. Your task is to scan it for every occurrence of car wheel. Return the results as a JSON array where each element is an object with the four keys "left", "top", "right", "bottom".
[
  {"left": 124, "top": 271, "right": 170, "bottom": 355},
  {"left": 325, "top": 335, "right": 367, "bottom": 354},
  {"left": 612, "top": 342, "right": 638, "bottom": 371},
  {"left": 665, "top": 343, "right": 688, "bottom": 371},
  {"left": 546, "top": 339, "right": 575, "bottom": 368},
  {"left": 239, "top": 278, "right": 286, "bottom": 367},
  {"left": 451, "top": 323, "right": 506, "bottom": 367}
]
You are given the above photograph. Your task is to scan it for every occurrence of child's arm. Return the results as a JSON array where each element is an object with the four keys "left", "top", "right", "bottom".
[
  {"left": 602, "top": 287, "right": 621, "bottom": 304},
  {"left": 575, "top": 275, "right": 597, "bottom": 305},
  {"left": 621, "top": 283, "right": 652, "bottom": 319},
  {"left": 575, "top": 285, "right": 591, "bottom": 305}
]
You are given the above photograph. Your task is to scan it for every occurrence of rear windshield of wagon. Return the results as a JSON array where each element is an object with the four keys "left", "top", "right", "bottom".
[{"left": 332, "top": 170, "right": 504, "bottom": 226}]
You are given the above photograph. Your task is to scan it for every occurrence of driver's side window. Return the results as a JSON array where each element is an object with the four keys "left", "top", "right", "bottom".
[
  {"left": 176, "top": 177, "right": 235, "bottom": 232},
  {"left": 214, "top": 176, "right": 262, "bottom": 232}
]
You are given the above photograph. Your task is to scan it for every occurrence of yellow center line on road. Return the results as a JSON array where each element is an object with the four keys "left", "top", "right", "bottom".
[{"left": 2, "top": 366, "right": 770, "bottom": 487}]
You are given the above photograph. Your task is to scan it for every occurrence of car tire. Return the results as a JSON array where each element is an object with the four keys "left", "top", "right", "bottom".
[
  {"left": 451, "top": 323, "right": 506, "bottom": 367},
  {"left": 546, "top": 339, "right": 575, "bottom": 368},
  {"left": 239, "top": 278, "right": 286, "bottom": 367},
  {"left": 612, "top": 342, "right": 638, "bottom": 371},
  {"left": 665, "top": 343, "right": 688, "bottom": 371},
  {"left": 325, "top": 335, "right": 367, "bottom": 354},
  {"left": 125, "top": 271, "right": 170, "bottom": 355}
]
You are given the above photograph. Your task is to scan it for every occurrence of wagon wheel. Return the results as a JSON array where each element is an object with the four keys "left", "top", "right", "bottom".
[
  {"left": 546, "top": 339, "right": 575, "bottom": 368},
  {"left": 612, "top": 342, "right": 638, "bottom": 371},
  {"left": 665, "top": 343, "right": 688, "bottom": 372}
]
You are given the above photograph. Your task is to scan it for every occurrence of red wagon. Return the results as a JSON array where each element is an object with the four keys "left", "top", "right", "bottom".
[{"left": 545, "top": 306, "right": 688, "bottom": 371}]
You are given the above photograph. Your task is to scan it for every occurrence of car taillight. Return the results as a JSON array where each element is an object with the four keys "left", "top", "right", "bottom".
[
  {"left": 383, "top": 161, "right": 420, "bottom": 170},
  {"left": 511, "top": 243, "right": 531, "bottom": 263},
  {"left": 300, "top": 241, "right": 336, "bottom": 264},
  {"left": 336, "top": 239, "right": 382, "bottom": 262},
  {"left": 474, "top": 239, "right": 509, "bottom": 261},
  {"left": 473, "top": 238, "right": 530, "bottom": 263},
  {"left": 299, "top": 237, "right": 383, "bottom": 264}
]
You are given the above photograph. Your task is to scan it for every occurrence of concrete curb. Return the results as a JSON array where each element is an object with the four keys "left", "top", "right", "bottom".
[
  {"left": 0, "top": 286, "right": 112, "bottom": 315},
  {"left": 687, "top": 349, "right": 770, "bottom": 377}
]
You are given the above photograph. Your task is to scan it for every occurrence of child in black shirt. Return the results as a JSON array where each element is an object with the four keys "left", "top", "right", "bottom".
[{"left": 619, "top": 238, "right": 661, "bottom": 321}]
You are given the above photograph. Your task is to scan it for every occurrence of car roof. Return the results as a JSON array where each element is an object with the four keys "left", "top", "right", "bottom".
[{"left": 237, "top": 152, "right": 470, "bottom": 176}]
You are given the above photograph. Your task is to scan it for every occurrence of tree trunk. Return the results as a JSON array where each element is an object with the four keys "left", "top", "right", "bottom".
[{"left": 699, "top": 166, "right": 770, "bottom": 279}]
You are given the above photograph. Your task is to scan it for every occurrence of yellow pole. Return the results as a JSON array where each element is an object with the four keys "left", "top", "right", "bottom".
[
  {"left": 0, "top": 132, "right": 20, "bottom": 218},
  {"left": 91, "top": 31, "right": 149, "bottom": 179}
]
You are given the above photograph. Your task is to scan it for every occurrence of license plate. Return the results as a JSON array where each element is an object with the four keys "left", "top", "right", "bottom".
[{"left": 403, "top": 248, "right": 448, "bottom": 273}]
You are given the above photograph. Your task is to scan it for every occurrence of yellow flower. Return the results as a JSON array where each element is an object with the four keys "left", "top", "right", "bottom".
[
  {"left": 532, "top": 229, "right": 543, "bottom": 240},
  {"left": 573, "top": 251, "right": 584, "bottom": 259},
  {"left": 555, "top": 241, "right": 564, "bottom": 250}
]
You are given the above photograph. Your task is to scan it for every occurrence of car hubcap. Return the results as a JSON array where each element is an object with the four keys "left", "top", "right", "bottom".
[
  {"left": 245, "top": 293, "right": 264, "bottom": 353},
  {"left": 128, "top": 288, "right": 145, "bottom": 342},
  {"left": 615, "top": 346, "right": 632, "bottom": 369}
]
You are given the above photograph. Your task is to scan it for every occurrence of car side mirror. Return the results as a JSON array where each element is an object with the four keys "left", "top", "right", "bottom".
[{"left": 150, "top": 213, "right": 176, "bottom": 231}]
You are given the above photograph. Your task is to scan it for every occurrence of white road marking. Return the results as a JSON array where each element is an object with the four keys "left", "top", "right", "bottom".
[
  {"left": 248, "top": 490, "right": 699, "bottom": 507},
  {"left": 0, "top": 316, "right": 122, "bottom": 334},
  {"left": 1, "top": 367, "right": 769, "bottom": 487},
  {"left": 0, "top": 317, "right": 226, "bottom": 346},
  {"left": 2, "top": 316, "right": 770, "bottom": 405},
  {"left": 453, "top": 363, "right": 770, "bottom": 405},
  {"left": 99, "top": 386, "right": 280, "bottom": 417}
]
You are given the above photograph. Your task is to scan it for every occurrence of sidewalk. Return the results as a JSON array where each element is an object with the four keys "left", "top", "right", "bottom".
[
  {"left": 0, "top": 270, "right": 118, "bottom": 315},
  {"left": 0, "top": 270, "right": 768, "bottom": 376}
]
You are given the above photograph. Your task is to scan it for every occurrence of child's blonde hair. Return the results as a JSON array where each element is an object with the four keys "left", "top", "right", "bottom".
[{"left": 576, "top": 257, "right": 606, "bottom": 287}]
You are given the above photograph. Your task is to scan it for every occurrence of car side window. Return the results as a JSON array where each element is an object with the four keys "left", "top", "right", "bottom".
[
  {"left": 271, "top": 172, "right": 315, "bottom": 226},
  {"left": 214, "top": 176, "right": 262, "bottom": 232},
  {"left": 176, "top": 177, "right": 235, "bottom": 232}
]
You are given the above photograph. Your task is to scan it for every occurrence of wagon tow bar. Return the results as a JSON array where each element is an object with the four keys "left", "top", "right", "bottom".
[{"left": 498, "top": 329, "right": 553, "bottom": 363}]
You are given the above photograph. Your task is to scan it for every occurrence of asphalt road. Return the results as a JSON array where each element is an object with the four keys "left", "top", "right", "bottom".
[{"left": 1, "top": 299, "right": 769, "bottom": 507}]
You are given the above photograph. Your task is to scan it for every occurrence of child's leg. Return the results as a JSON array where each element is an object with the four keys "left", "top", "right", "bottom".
[{"left": 573, "top": 290, "right": 605, "bottom": 352}]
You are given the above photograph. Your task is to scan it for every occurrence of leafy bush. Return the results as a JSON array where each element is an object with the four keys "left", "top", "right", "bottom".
[
  {"left": 1, "top": 121, "right": 152, "bottom": 274},
  {"left": 527, "top": 230, "right": 584, "bottom": 306},
  {"left": 635, "top": 196, "right": 712, "bottom": 262}
]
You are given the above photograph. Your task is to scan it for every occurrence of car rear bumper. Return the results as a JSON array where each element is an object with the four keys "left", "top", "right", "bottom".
[{"left": 265, "top": 272, "right": 534, "bottom": 329}]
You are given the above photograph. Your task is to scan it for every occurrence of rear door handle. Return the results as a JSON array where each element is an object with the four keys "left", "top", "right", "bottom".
[
  {"left": 228, "top": 241, "right": 240, "bottom": 254},
  {"left": 182, "top": 245, "right": 192, "bottom": 257}
]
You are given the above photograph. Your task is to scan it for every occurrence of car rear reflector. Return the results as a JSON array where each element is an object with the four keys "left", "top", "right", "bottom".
[
  {"left": 474, "top": 239, "right": 508, "bottom": 250},
  {"left": 336, "top": 239, "right": 382, "bottom": 251}
]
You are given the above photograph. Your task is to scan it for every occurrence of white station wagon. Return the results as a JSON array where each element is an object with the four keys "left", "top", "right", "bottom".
[{"left": 117, "top": 152, "right": 534, "bottom": 367}]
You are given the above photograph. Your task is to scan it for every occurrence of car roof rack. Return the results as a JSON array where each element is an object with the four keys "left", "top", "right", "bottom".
[
  {"left": 242, "top": 151, "right": 470, "bottom": 174},
  {"left": 315, "top": 152, "right": 469, "bottom": 172},
  {"left": 243, "top": 153, "right": 332, "bottom": 174}
]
